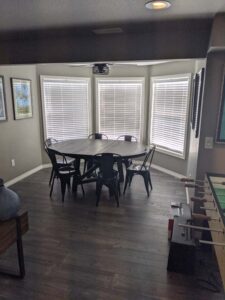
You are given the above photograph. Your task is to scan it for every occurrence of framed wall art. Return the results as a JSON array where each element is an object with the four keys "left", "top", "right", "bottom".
[
  {"left": 11, "top": 78, "right": 33, "bottom": 120},
  {"left": 190, "top": 68, "right": 205, "bottom": 138},
  {"left": 0, "top": 76, "right": 7, "bottom": 121},
  {"left": 216, "top": 69, "right": 225, "bottom": 143},
  {"left": 190, "top": 73, "right": 199, "bottom": 130},
  {"left": 195, "top": 67, "right": 205, "bottom": 138}
]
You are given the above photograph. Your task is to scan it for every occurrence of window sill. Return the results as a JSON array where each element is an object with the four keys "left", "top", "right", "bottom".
[{"left": 150, "top": 146, "right": 186, "bottom": 160}]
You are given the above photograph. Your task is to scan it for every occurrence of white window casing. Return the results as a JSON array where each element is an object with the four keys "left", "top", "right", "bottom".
[
  {"left": 41, "top": 75, "right": 91, "bottom": 141},
  {"left": 150, "top": 74, "right": 191, "bottom": 159},
  {"left": 96, "top": 78, "right": 145, "bottom": 142}
]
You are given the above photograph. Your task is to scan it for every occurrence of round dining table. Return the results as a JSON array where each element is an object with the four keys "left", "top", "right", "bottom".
[
  {"left": 48, "top": 138, "right": 147, "bottom": 185},
  {"left": 48, "top": 138, "right": 147, "bottom": 159}
]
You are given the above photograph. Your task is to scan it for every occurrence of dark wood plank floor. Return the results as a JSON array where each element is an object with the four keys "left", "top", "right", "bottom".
[{"left": 0, "top": 168, "right": 224, "bottom": 300}]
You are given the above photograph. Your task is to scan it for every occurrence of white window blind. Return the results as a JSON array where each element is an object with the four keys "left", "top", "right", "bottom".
[
  {"left": 41, "top": 76, "right": 90, "bottom": 141},
  {"left": 150, "top": 74, "right": 191, "bottom": 158},
  {"left": 96, "top": 78, "right": 144, "bottom": 141}
]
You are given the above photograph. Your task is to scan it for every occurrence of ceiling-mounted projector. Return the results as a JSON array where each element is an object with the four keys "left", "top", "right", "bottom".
[{"left": 93, "top": 63, "right": 109, "bottom": 75}]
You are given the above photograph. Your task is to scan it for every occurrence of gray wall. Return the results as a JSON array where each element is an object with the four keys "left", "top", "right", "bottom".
[
  {"left": 0, "top": 65, "right": 42, "bottom": 182},
  {"left": 197, "top": 52, "right": 225, "bottom": 178},
  {"left": 196, "top": 14, "right": 225, "bottom": 179},
  {"left": 186, "top": 59, "right": 206, "bottom": 179}
]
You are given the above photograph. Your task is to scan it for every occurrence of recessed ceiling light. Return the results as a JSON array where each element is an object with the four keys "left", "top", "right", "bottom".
[{"left": 145, "top": 0, "right": 171, "bottom": 10}]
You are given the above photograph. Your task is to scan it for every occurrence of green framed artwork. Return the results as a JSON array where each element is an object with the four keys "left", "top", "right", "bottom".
[
  {"left": 11, "top": 78, "right": 33, "bottom": 120},
  {"left": 217, "top": 70, "right": 225, "bottom": 142}
]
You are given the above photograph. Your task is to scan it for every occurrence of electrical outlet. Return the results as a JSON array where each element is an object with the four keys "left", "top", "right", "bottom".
[
  {"left": 11, "top": 159, "right": 15, "bottom": 167},
  {"left": 204, "top": 137, "right": 213, "bottom": 149}
]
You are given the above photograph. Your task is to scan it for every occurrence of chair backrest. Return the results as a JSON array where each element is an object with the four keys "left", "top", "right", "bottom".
[
  {"left": 44, "top": 138, "right": 58, "bottom": 153},
  {"left": 47, "top": 148, "right": 67, "bottom": 176},
  {"left": 94, "top": 153, "right": 121, "bottom": 179},
  {"left": 117, "top": 135, "right": 137, "bottom": 142},
  {"left": 88, "top": 133, "right": 108, "bottom": 140},
  {"left": 141, "top": 145, "right": 156, "bottom": 170}
]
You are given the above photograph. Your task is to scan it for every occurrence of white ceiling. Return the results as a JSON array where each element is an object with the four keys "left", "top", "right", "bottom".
[{"left": 0, "top": 0, "right": 225, "bottom": 33}]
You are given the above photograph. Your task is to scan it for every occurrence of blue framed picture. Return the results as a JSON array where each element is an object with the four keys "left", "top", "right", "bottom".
[{"left": 11, "top": 78, "right": 33, "bottom": 120}]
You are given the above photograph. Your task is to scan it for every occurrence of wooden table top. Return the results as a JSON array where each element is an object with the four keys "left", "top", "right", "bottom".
[{"left": 48, "top": 139, "right": 147, "bottom": 159}]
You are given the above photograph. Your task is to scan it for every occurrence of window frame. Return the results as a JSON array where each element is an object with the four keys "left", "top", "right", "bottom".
[
  {"left": 149, "top": 73, "right": 192, "bottom": 159},
  {"left": 40, "top": 75, "right": 92, "bottom": 141},
  {"left": 95, "top": 77, "right": 145, "bottom": 142}
]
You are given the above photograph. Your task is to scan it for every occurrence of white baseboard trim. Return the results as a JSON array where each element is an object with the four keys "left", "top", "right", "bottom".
[
  {"left": 151, "top": 163, "right": 183, "bottom": 179},
  {"left": 134, "top": 160, "right": 183, "bottom": 179},
  {"left": 42, "top": 163, "right": 52, "bottom": 168},
  {"left": 5, "top": 164, "right": 51, "bottom": 187},
  {"left": 4, "top": 162, "right": 183, "bottom": 187}
]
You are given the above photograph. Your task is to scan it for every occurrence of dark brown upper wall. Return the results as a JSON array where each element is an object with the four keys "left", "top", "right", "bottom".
[
  {"left": 209, "top": 13, "right": 225, "bottom": 48},
  {"left": 0, "top": 19, "right": 211, "bottom": 64}
]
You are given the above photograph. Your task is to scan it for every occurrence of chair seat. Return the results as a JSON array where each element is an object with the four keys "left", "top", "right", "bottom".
[
  {"left": 56, "top": 155, "right": 74, "bottom": 166},
  {"left": 128, "top": 164, "right": 149, "bottom": 172},
  {"left": 58, "top": 165, "right": 76, "bottom": 176}
]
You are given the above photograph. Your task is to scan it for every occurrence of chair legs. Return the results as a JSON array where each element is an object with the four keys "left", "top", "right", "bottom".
[
  {"left": 117, "top": 160, "right": 124, "bottom": 182},
  {"left": 123, "top": 171, "right": 134, "bottom": 194},
  {"left": 96, "top": 181, "right": 103, "bottom": 206},
  {"left": 129, "top": 173, "right": 134, "bottom": 186},
  {"left": 123, "top": 171, "right": 153, "bottom": 197},
  {"left": 50, "top": 173, "right": 84, "bottom": 202},
  {"left": 81, "top": 183, "right": 85, "bottom": 197},
  {"left": 123, "top": 173, "right": 130, "bottom": 195},
  {"left": 72, "top": 173, "right": 85, "bottom": 196},
  {"left": 83, "top": 159, "right": 87, "bottom": 175},
  {"left": 114, "top": 182, "right": 119, "bottom": 207},
  {"left": 50, "top": 174, "right": 66, "bottom": 202},
  {"left": 148, "top": 171, "right": 153, "bottom": 190},
  {"left": 49, "top": 167, "right": 54, "bottom": 186},
  {"left": 118, "top": 181, "right": 121, "bottom": 196},
  {"left": 142, "top": 173, "right": 150, "bottom": 197},
  {"left": 50, "top": 176, "right": 55, "bottom": 197},
  {"left": 60, "top": 179, "right": 67, "bottom": 202},
  {"left": 96, "top": 180, "right": 119, "bottom": 207}
]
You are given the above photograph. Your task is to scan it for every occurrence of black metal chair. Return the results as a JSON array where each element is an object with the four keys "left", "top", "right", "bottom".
[
  {"left": 117, "top": 135, "right": 137, "bottom": 143},
  {"left": 94, "top": 153, "right": 121, "bottom": 207},
  {"left": 48, "top": 148, "right": 84, "bottom": 202},
  {"left": 117, "top": 135, "right": 137, "bottom": 169},
  {"left": 123, "top": 145, "right": 156, "bottom": 197},
  {"left": 44, "top": 138, "right": 74, "bottom": 186},
  {"left": 83, "top": 133, "right": 109, "bottom": 175},
  {"left": 88, "top": 133, "right": 108, "bottom": 140}
]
